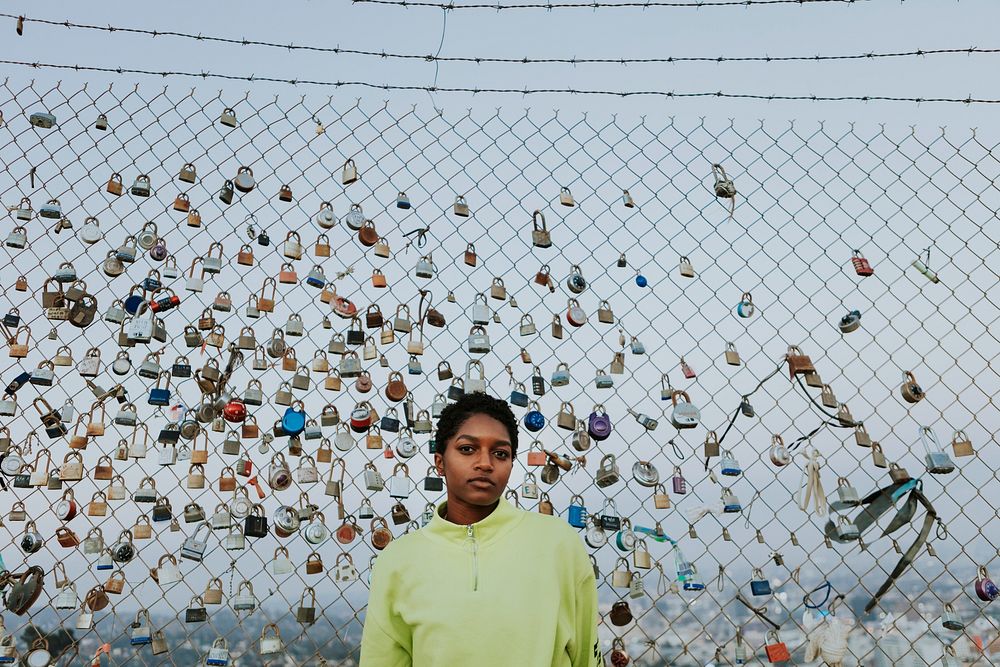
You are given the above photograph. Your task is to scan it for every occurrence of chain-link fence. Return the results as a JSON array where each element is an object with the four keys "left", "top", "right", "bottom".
[{"left": 0, "top": 79, "right": 997, "bottom": 666}]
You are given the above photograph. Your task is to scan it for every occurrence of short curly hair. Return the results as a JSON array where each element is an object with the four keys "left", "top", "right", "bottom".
[{"left": 434, "top": 393, "right": 519, "bottom": 457}]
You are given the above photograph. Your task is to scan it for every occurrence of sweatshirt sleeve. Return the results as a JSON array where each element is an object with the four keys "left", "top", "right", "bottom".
[
  {"left": 359, "top": 557, "right": 412, "bottom": 667},
  {"left": 569, "top": 539, "right": 602, "bottom": 667}
]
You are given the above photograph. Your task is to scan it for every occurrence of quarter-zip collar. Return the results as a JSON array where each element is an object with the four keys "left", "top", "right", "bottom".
[{"left": 424, "top": 494, "right": 525, "bottom": 548}]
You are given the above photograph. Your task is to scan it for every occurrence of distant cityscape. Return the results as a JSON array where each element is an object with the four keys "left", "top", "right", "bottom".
[{"left": 6, "top": 573, "right": 998, "bottom": 666}]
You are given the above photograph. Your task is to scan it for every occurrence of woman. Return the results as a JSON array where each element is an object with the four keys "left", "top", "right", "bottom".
[{"left": 360, "top": 392, "right": 601, "bottom": 667}]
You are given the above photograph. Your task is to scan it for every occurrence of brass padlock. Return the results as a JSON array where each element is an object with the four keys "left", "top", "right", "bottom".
[
  {"left": 900, "top": 371, "right": 925, "bottom": 403},
  {"left": 724, "top": 342, "right": 740, "bottom": 366},
  {"left": 888, "top": 462, "right": 911, "bottom": 483},
  {"left": 951, "top": 430, "right": 974, "bottom": 457}
]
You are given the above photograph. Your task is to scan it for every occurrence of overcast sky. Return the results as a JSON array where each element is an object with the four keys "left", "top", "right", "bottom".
[{"left": 2, "top": 0, "right": 999, "bottom": 125}]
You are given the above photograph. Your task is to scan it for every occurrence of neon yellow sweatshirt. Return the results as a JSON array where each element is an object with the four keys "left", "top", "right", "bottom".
[{"left": 360, "top": 495, "right": 601, "bottom": 667}]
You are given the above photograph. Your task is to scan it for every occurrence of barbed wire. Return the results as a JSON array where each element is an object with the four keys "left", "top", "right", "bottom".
[
  {"left": 6, "top": 13, "right": 992, "bottom": 67},
  {"left": 350, "top": 0, "right": 871, "bottom": 8},
  {"left": 0, "top": 59, "right": 996, "bottom": 104}
]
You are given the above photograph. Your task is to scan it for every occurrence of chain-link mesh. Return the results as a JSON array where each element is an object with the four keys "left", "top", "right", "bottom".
[{"left": 0, "top": 80, "right": 997, "bottom": 666}]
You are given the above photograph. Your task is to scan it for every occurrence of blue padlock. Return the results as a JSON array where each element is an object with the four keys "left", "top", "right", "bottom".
[
  {"left": 509, "top": 384, "right": 529, "bottom": 408},
  {"left": 720, "top": 450, "right": 742, "bottom": 476},
  {"left": 282, "top": 402, "right": 306, "bottom": 436},
  {"left": 140, "top": 275, "right": 162, "bottom": 292},
  {"left": 124, "top": 292, "right": 146, "bottom": 315},
  {"left": 147, "top": 372, "right": 171, "bottom": 406},
  {"left": 736, "top": 292, "right": 755, "bottom": 318},
  {"left": 523, "top": 403, "right": 545, "bottom": 432},
  {"left": 722, "top": 488, "right": 742, "bottom": 513},
  {"left": 750, "top": 568, "right": 771, "bottom": 596},
  {"left": 635, "top": 274, "right": 648, "bottom": 288},
  {"left": 567, "top": 495, "right": 587, "bottom": 529},
  {"left": 396, "top": 191, "right": 411, "bottom": 209}
]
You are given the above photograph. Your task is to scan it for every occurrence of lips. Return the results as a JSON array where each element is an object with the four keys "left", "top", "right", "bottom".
[{"left": 468, "top": 477, "right": 494, "bottom": 486}]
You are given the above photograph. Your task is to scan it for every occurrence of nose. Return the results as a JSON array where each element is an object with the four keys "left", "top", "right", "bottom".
[{"left": 473, "top": 452, "right": 494, "bottom": 472}]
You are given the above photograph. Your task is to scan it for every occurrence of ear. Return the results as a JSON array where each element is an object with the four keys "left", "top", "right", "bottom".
[{"left": 433, "top": 451, "right": 444, "bottom": 476}]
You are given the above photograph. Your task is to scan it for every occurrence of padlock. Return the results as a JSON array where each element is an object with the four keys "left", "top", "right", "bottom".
[
  {"left": 975, "top": 566, "right": 1000, "bottom": 601},
  {"left": 530, "top": 210, "right": 552, "bottom": 247},
  {"left": 851, "top": 249, "right": 874, "bottom": 276},
  {"left": 130, "top": 174, "right": 151, "bottom": 197},
  {"left": 889, "top": 461, "right": 911, "bottom": 483},
  {"left": 554, "top": 401, "right": 575, "bottom": 430},
  {"left": 467, "top": 325, "right": 491, "bottom": 354},
  {"left": 951, "top": 430, "right": 974, "bottom": 457},
  {"left": 596, "top": 454, "right": 620, "bottom": 487},
  {"left": 736, "top": 292, "right": 754, "bottom": 318},
  {"left": 550, "top": 361, "right": 572, "bottom": 387},
  {"left": 720, "top": 450, "right": 741, "bottom": 476},
  {"left": 764, "top": 631, "right": 790, "bottom": 663},
  {"left": 653, "top": 483, "right": 670, "bottom": 509},
  {"left": 206, "top": 637, "right": 230, "bottom": 665},
  {"left": 232, "top": 580, "right": 257, "bottom": 612},
  {"left": 611, "top": 557, "right": 633, "bottom": 589},
  {"left": 900, "top": 370, "right": 926, "bottom": 403},
  {"left": 672, "top": 466, "right": 687, "bottom": 494},
  {"left": 674, "top": 254, "right": 696, "bottom": 278},
  {"left": 670, "top": 390, "right": 700, "bottom": 429},
  {"left": 750, "top": 568, "right": 771, "bottom": 596},
  {"left": 831, "top": 477, "right": 861, "bottom": 511},
  {"left": 722, "top": 487, "right": 741, "bottom": 513},
  {"left": 566, "top": 298, "right": 587, "bottom": 327},
  {"left": 388, "top": 462, "right": 412, "bottom": 499},
  {"left": 415, "top": 254, "right": 436, "bottom": 279},
  {"left": 839, "top": 309, "right": 862, "bottom": 333},
  {"left": 834, "top": 515, "right": 860, "bottom": 541},
  {"left": 920, "top": 425, "right": 955, "bottom": 474}
]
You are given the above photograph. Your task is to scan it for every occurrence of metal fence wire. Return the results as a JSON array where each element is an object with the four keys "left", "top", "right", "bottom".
[{"left": 0, "top": 79, "right": 997, "bottom": 666}]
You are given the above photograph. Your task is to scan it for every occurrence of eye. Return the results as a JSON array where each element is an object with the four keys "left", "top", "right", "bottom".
[
  {"left": 494, "top": 450, "right": 510, "bottom": 460},
  {"left": 458, "top": 445, "right": 475, "bottom": 454}
]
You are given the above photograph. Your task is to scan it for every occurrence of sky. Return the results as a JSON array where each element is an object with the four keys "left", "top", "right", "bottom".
[{"left": 1, "top": 0, "right": 999, "bottom": 126}]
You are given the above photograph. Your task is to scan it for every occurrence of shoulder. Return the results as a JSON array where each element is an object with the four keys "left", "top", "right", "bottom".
[
  {"left": 370, "top": 529, "right": 430, "bottom": 577},
  {"left": 514, "top": 508, "right": 588, "bottom": 554}
]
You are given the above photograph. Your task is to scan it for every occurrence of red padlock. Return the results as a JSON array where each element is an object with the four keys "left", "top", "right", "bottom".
[
  {"left": 149, "top": 294, "right": 181, "bottom": 312},
  {"left": 350, "top": 404, "right": 372, "bottom": 432},
  {"left": 223, "top": 398, "right": 247, "bottom": 423},
  {"left": 851, "top": 249, "right": 874, "bottom": 276},
  {"left": 680, "top": 358, "right": 696, "bottom": 379},
  {"left": 237, "top": 456, "right": 253, "bottom": 478},
  {"left": 764, "top": 631, "right": 790, "bottom": 663}
]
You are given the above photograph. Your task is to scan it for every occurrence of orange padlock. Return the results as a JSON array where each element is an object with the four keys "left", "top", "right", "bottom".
[
  {"left": 764, "top": 631, "right": 790, "bottom": 663},
  {"left": 526, "top": 442, "right": 546, "bottom": 466}
]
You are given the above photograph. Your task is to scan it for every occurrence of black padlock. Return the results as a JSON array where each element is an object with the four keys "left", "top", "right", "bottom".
[
  {"left": 152, "top": 501, "right": 172, "bottom": 523},
  {"left": 171, "top": 360, "right": 192, "bottom": 378},
  {"left": 257, "top": 230, "right": 270, "bottom": 246},
  {"left": 424, "top": 469, "right": 443, "bottom": 492},
  {"left": 185, "top": 603, "right": 207, "bottom": 623},
  {"left": 3, "top": 310, "right": 20, "bottom": 327},
  {"left": 244, "top": 506, "right": 268, "bottom": 538},
  {"left": 380, "top": 414, "right": 400, "bottom": 433},
  {"left": 157, "top": 424, "right": 181, "bottom": 444},
  {"left": 600, "top": 512, "right": 621, "bottom": 532},
  {"left": 5, "top": 371, "right": 31, "bottom": 395},
  {"left": 218, "top": 180, "right": 234, "bottom": 205},
  {"left": 531, "top": 371, "right": 546, "bottom": 397}
]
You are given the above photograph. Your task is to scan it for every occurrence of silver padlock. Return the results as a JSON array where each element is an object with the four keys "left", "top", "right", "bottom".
[
  {"left": 363, "top": 462, "right": 384, "bottom": 491},
  {"left": 388, "top": 463, "right": 411, "bottom": 499},
  {"left": 521, "top": 472, "right": 539, "bottom": 499},
  {"left": 596, "top": 454, "right": 620, "bottom": 488},
  {"left": 467, "top": 326, "right": 491, "bottom": 354},
  {"left": 465, "top": 359, "right": 487, "bottom": 394},
  {"left": 920, "top": 425, "right": 955, "bottom": 474}
]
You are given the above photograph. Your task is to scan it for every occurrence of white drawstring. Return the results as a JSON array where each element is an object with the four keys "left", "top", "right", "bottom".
[{"left": 796, "top": 448, "right": 827, "bottom": 516}]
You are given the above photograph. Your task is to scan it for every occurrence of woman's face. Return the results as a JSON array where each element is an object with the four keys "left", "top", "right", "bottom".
[{"left": 434, "top": 413, "right": 515, "bottom": 506}]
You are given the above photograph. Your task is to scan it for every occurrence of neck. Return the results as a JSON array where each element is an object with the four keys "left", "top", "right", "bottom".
[{"left": 444, "top": 495, "right": 500, "bottom": 526}]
